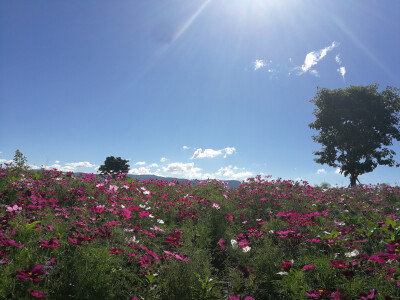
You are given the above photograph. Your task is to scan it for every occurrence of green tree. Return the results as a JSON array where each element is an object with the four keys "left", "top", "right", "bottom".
[
  {"left": 309, "top": 84, "right": 400, "bottom": 186},
  {"left": 98, "top": 156, "right": 130, "bottom": 177},
  {"left": 13, "top": 149, "right": 28, "bottom": 169}
]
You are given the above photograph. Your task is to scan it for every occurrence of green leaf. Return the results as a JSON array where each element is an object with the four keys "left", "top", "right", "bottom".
[
  {"left": 25, "top": 221, "right": 41, "bottom": 231},
  {"left": 386, "top": 218, "right": 396, "bottom": 229}
]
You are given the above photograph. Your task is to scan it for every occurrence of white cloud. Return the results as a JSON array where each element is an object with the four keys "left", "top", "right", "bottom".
[
  {"left": 162, "top": 162, "right": 203, "bottom": 179},
  {"left": 0, "top": 159, "right": 13, "bottom": 164},
  {"left": 135, "top": 161, "right": 146, "bottom": 166},
  {"left": 160, "top": 157, "right": 167, "bottom": 162},
  {"left": 182, "top": 146, "right": 189, "bottom": 150},
  {"left": 253, "top": 59, "right": 266, "bottom": 71},
  {"left": 337, "top": 66, "right": 346, "bottom": 79},
  {"left": 317, "top": 168, "right": 327, "bottom": 174},
  {"left": 36, "top": 161, "right": 96, "bottom": 172},
  {"left": 55, "top": 160, "right": 60, "bottom": 164},
  {"left": 128, "top": 167, "right": 152, "bottom": 175},
  {"left": 191, "top": 147, "right": 236, "bottom": 159},
  {"left": 149, "top": 163, "right": 159, "bottom": 168},
  {"left": 296, "top": 42, "right": 338, "bottom": 75},
  {"left": 216, "top": 165, "right": 252, "bottom": 180},
  {"left": 335, "top": 168, "right": 341, "bottom": 174},
  {"left": 335, "top": 54, "right": 342, "bottom": 64}
]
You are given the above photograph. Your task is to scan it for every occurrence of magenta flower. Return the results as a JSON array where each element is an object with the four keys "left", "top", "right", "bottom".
[
  {"left": 306, "top": 288, "right": 330, "bottom": 299},
  {"left": 16, "top": 265, "right": 46, "bottom": 282},
  {"left": 356, "top": 289, "right": 378, "bottom": 299},
  {"left": 218, "top": 238, "right": 226, "bottom": 251},
  {"left": 109, "top": 247, "right": 125, "bottom": 254},
  {"left": 28, "top": 289, "right": 47, "bottom": 298},
  {"left": 163, "top": 250, "right": 190, "bottom": 262},
  {"left": 139, "top": 211, "right": 150, "bottom": 218},
  {"left": 40, "top": 238, "right": 61, "bottom": 248},
  {"left": 165, "top": 229, "right": 183, "bottom": 246},
  {"left": 302, "top": 264, "right": 315, "bottom": 271},
  {"left": 139, "top": 255, "right": 152, "bottom": 267},
  {"left": 282, "top": 261, "right": 293, "bottom": 271},
  {"left": 329, "top": 260, "right": 348, "bottom": 269},
  {"left": 331, "top": 290, "right": 346, "bottom": 299}
]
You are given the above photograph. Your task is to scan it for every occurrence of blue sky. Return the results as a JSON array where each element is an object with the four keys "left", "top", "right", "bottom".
[{"left": 1, "top": 0, "right": 400, "bottom": 186}]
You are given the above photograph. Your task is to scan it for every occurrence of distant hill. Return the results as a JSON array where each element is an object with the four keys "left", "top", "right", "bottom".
[
  {"left": 125, "top": 174, "right": 242, "bottom": 189},
  {"left": 32, "top": 169, "right": 242, "bottom": 189},
  {"left": 57, "top": 171, "right": 241, "bottom": 189}
]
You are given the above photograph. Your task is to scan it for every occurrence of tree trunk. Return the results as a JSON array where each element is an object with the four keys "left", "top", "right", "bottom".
[{"left": 350, "top": 174, "right": 358, "bottom": 187}]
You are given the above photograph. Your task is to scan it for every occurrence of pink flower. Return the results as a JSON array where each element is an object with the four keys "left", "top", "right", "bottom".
[
  {"left": 356, "top": 289, "right": 378, "bottom": 299},
  {"left": 40, "top": 238, "right": 61, "bottom": 248},
  {"left": 16, "top": 265, "right": 46, "bottom": 282},
  {"left": 139, "top": 255, "right": 152, "bottom": 267},
  {"left": 139, "top": 211, "right": 150, "bottom": 218},
  {"left": 331, "top": 290, "right": 346, "bottom": 299},
  {"left": 211, "top": 203, "right": 221, "bottom": 210},
  {"left": 329, "top": 261, "right": 348, "bottom": 269},
  {"left": 28, "top": 289, "right": 47, "bottom": 298},
  {"left": 282, "top": 261, "right": 293, "bottom": 271},
  {"left": 109, "top": 247, "right": 125, "bottom": 254},
  {"left": 302, "top": 264, "right": 315, "bottom": 271},
  {"left": 218, "top": 238, "right": 226, "bottom": 251},
  {"left": 225, "top": 213, "right": 233, "bottom": 221},
  {"left": 163, "top": 250, "right": 190, "bottom": 262}
]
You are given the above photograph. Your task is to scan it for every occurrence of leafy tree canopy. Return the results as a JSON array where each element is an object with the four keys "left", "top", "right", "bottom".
[
  {"left": 309, "top": 84, "right": 400, "bottom": 186},
  {"left": 98, "top": 156, "right": 130, "bottom": 177},
  {"left": 13, "top": 149, "right": 28, "bottom": 169}
]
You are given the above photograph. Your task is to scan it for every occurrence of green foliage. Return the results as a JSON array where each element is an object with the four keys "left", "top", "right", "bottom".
[
  {"left": 309, "top": 84, "right": 400, "bottom": 186},
  {"left": 98, "top": 156, "right": 130, "bottom": 177},
  {"left": 13, "top": 149, "right": 28, "bottom": 170}
]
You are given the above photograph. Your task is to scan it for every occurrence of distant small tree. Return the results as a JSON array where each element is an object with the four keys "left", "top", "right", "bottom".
[
  {"left": 309, "top": 84, "right": 400, "bottom": 187},
  {"left": 98, "top": 156, "right": 130, "bottom": 177},
  {"left": 13, "top": 149, "right": 28, "bottom": 169},
  {"left": 319, "top": 182, "right": 331, "bottom": 189}
]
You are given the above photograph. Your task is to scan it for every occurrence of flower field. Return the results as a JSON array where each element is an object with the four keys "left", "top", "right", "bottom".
[{"left": 1, "top": 166, "right": 400, "bottom": 299}]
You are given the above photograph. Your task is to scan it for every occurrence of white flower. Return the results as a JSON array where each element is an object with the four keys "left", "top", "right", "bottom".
[
  {"left": 345, "top": 249, "right": 359, "bottom": 258},
  {"left": 231, "top": 239, "right": 238, "bottom": 249},
  {"left": 277, "top": 271, "right": 288, "bottom": 276},
  {"left": 157, "top": 219, "right": 164, "bottom": 224},
  {"left": 242, "top": 246, "right": 251, "bottom": 253}
]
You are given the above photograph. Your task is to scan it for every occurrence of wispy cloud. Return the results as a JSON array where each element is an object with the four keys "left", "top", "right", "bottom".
[
  {"left": 135, "top": 161, "right": 146, "bottom": 166},
  {"left": 182, "top": 146, "right": 189, "bottom": 150},
  {"left": 295, "top": 42, "right": 338, "bottom": 76},
  {"left": 160, "top": 157, "right": 167, "bottom": 163},
  {"left": 253, "top": 59, "right": 266, "bottom": 71},
  {"left": 335, "top": 54, "right": 342, "bottom": 64},
  {"left": 337, "top": 66, "right": 346, "bottom": 79},
  {"left": 317, "top": 168, "right": 327, "bottom": 174},
  {"left": 191, "top": 147, "right": 236, "bottom": 159}
]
